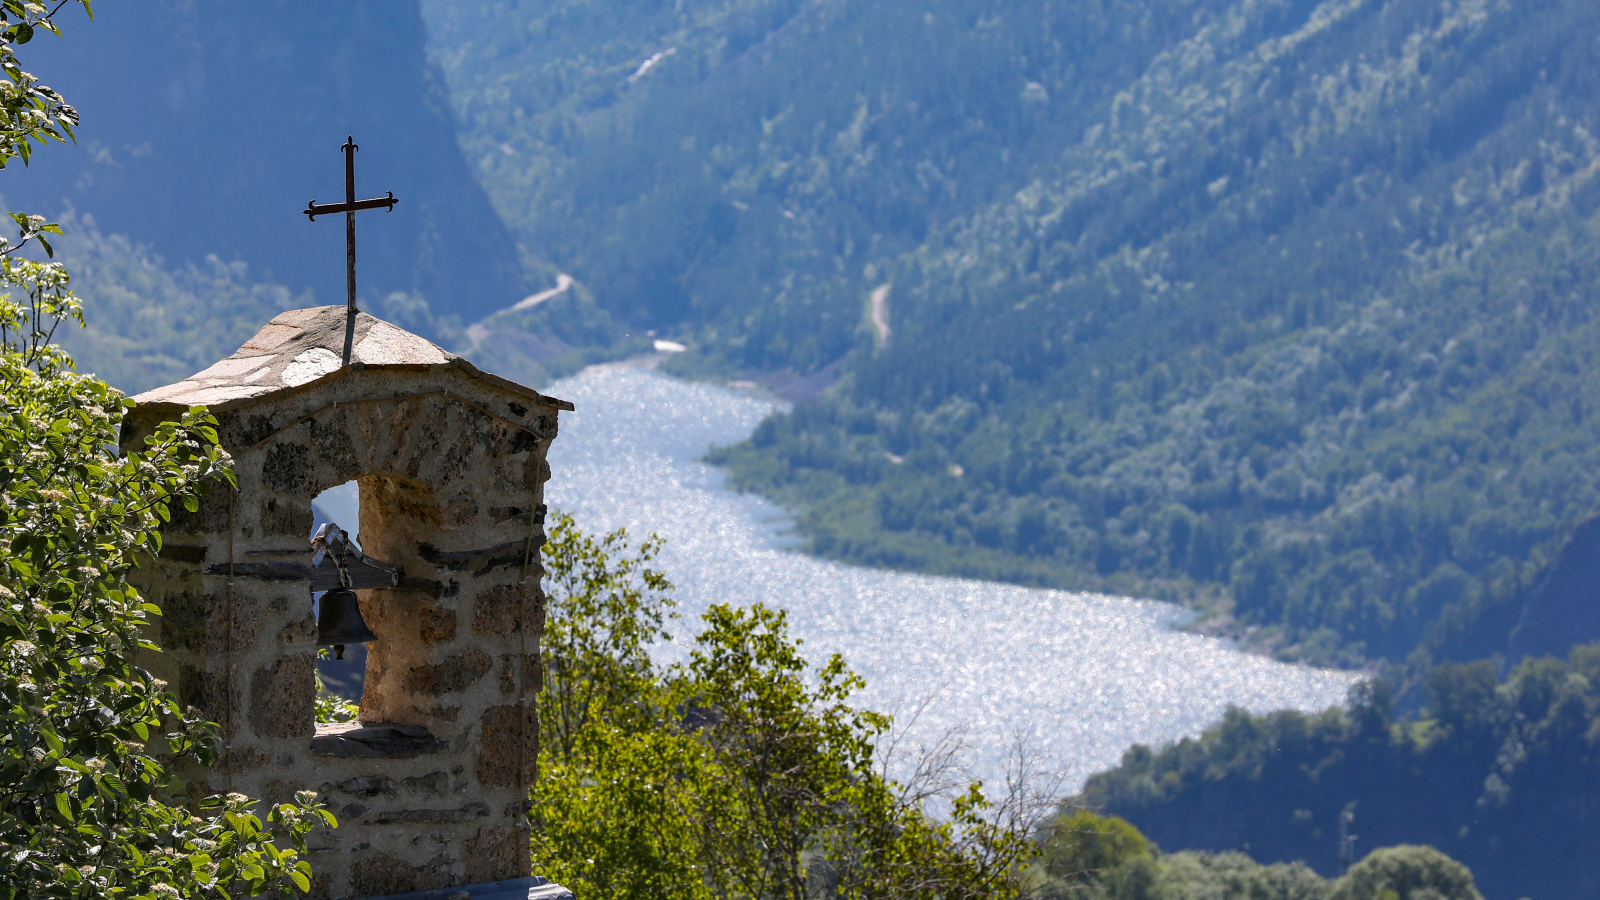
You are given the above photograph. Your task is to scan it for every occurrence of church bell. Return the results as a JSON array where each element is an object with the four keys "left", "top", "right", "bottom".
[{"left": 317, "top": 587, "right": 378, "bottom": 659}]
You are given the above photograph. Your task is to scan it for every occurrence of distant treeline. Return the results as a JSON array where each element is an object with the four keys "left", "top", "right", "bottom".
[
  {"left": 1036, "top": 810, "right": 1482, "bottom": 900},
  {"left": 1078, "top": 642, "right": 1600, "bottom": 899}
]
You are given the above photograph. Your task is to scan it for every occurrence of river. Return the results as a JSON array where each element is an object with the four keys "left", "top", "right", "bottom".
[{"left": 539, "top": 358, "right": 1357, "bottom": 791}]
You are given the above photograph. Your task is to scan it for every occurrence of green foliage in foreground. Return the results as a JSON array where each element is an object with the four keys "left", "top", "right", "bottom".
[
  {"left": 1081, "top": 645, "right": 1600, "bottom": 899},
  {"left": 0, "top": 1, "right": 82, "bottom": 174},
  {"left": 0, "top": 256, "right": 329, "bottom": 896},
  {"left": 532, "top": 512, "right": 1038, "bottom": 899}
]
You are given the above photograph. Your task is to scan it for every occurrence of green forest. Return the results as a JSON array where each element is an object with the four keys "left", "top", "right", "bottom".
[{"left": 420, "top": 0, "right": 1600, "bottom": 672}]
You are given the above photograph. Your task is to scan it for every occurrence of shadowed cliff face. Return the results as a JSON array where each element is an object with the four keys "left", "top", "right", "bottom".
[
  {"left": 1508, "top": 518, "right": 1600, "bottom": 662},
  {"left": 1443, "top": 516, "right": 1600, "bottom": 666},
  {"left": 3, "top": 1, "right": 525, "bottom": 328}
]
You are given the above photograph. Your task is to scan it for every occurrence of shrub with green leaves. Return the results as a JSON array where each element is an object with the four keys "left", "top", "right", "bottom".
[
  {"left": 0, "top": 235, "right": 327, "bottom": 900},
  {"left": 532, "top": 512, "right": 1041, "bottom": 899},
  {"left": 1329, "top": 846, "right": 1482, "bottom": 900}
]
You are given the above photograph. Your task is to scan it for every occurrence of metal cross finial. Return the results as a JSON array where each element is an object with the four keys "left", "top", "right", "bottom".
[{"left": 303, "top": 136, "right": 399, "bottom": 365}]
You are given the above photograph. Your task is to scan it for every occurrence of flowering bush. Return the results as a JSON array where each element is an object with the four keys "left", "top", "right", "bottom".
[{"left": 0, "top": 249, "right": 329, "bottom": 899}]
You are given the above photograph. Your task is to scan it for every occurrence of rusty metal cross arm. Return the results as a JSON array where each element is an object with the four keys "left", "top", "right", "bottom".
[{"left": 302, "top": 192, "right": 398, "bottom": 220}]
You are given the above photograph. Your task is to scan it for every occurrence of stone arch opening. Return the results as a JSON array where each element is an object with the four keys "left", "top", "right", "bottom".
[
  {"left": 310, "top": 480, "right": 365, "bottom": 707},
  {"left": 301, "top": 466, "right": 456, "bottom": 739}
]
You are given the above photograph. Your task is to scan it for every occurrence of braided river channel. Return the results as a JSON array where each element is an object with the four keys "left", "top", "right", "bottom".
[{"left": 537, "top": 358, "right": 1358, "bottom": 791}]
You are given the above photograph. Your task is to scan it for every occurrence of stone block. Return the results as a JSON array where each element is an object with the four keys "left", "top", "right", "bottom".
[
  {"left": 165, "top": 488, "right": 232, "bottom": 535},
  {"left": 160, "top": 589, "right": 207, "bottom": 654},
  {"left": 163, "top": 582, "right": 262, "bottom": 659},
  {"left": 248, "top": 653, "right": 315, "bottom": 739},
  {"left": 406, "top": 650, "right": 492, "bottom": 696},
  {"left": 336, "top": 776, "right": 397, "bottom": 798},
  {"left": 364, "top": 473, "right": 441, "bottom": 529},
  {"left": 523, "top": 457, "right": 551, "bottom": 489},
  {"left": 489, "top": 506, "right": 531, "bottom": 524},
  {"left": 441, "top": 488, "right": 479, "bottom": 526},
  {"left": 475, "top": 704, "right": 537, "bottom": 788},
  {"left": 473, "top": 585, "right": 522, "bottom": 635},
  {"left": 261, "top": 497, "right": 313, "bottom": 538},
  {"left": 465, "top": 825, "right": 531, "bottom": 884},
  {"left": 311, "top": 413, "right": 361, "bottom": 483},
  {"left": 369, "top": 801, "right": 488, "bottom": 824},
  {"left": 403, "top": 771, "right": 449, "bottom": 797},
  {"left": 528, "top": 414, "right": 558, "bottom": 440},
  {"left": 310, "top": 723, "right": 448, "bottom": 758},
  {"left": 424, "top": 704, "right": 462, "bottom": 722},
  {"left": 222, "top": 747, "right": 273, "bottom": 772},
  {"left": 497, "top": 653, "right": 542, "bottom": 697},
  {"left": 217, "top": 412, "right": 277, "bottom": 451},
  {"left": 418, "top": 606, "right": 458, "bottom": 643},
  {"left": 278, "top": 614, "right": 317, "bottom": 649},
  {"left": 262, "top": 442, "right": 313, "bottom": 494},
  {"left": 176, "top": 662, "right": 228, "bottom": 723},
  {"left": 349, "top": 853, "right": 450, "bottom": 896}
]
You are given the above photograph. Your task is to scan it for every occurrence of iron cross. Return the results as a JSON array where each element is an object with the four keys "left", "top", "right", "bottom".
[{"left": 303, "top": 136, "right": 399, "bottom": 365}]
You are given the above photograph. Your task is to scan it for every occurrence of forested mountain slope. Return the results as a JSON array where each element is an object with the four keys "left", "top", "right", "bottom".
[
  {"left": 6, "top": 1, "right": 525, "bottom": 329},
  {"left": 36, "top": 211, "right": 304, "bottom": 396},
  {"left": 1080, "top": 644, "right": 1600, "bottom": 899},
  {"left": 426, "top": 0, "right": 1600, "bottom": 667}
]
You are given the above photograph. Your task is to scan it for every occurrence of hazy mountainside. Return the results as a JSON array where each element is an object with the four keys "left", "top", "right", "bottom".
[
  {"left": 1081, "top": 643, "right": 1600, "bottom": 900},
  {"left": 421, "top": 0, "right": 1225, "bottom": 361},
  {"left": 35, "top": 211, "right": 303, "bottom": 396},
  {"left": 425, "top": 0, "right": 1600, "bottom": 668},
  {"left": 5, "top": 1, "right": 525, "bottom": 331}
]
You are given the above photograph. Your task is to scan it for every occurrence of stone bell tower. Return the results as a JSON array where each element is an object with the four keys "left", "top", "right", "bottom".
[{"left": 122, "top": 306, "right": 574, "bottom": 899}]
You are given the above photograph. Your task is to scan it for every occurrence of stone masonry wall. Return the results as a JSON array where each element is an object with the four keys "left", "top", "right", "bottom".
[{"left": 124, "top": 366, "right": 559, "bottom": 899}]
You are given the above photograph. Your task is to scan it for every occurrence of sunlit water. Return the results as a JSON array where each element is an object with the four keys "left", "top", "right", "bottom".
[{"left": 535, "top": 359, "right": 1358, "bottom": 791}]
